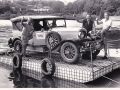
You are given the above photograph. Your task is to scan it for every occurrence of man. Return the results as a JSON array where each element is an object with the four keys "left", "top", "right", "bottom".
[
  {"left": 82, "top": 14, "right": 95, "bottom": 38},
  {"left": 21, "top": 18, "right": 34, "bottom": 56},
  {"left": 43, "top": 20, "right": 49, "bottom": 30},
  {"left": 33, "top": 20, "right": 43, "bottom": 31},
  {"left": 96, "top": 12, "right": 112, "bottom": 59}
]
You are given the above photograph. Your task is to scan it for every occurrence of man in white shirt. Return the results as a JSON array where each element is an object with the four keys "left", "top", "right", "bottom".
[{"left": 96, "top": 12, "right": 112, "bottom": 59}]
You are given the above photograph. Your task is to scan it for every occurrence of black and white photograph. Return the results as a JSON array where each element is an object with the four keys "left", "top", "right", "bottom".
[{"left": 0, "top": 0, "right": 120, "bottom": 88}]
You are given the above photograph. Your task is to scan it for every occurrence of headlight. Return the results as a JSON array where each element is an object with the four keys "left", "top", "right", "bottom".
[{"left": 78, "top": 31, "right": 86, "bottom": 39}]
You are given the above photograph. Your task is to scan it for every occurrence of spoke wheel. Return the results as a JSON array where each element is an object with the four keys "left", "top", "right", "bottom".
[
  {"left": 60, "top": 42, "right": 79, "bottom": 64},
  {"left": 14, "top": 40, "right": 22, "bottom": 54},
  {"left": 46, "top": 32, "right": 61, "bottom": 50}
]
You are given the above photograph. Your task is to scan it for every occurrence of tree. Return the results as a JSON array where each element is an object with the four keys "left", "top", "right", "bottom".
[{"left": 50, "top": 1, "right": 65, "bottom": 13}]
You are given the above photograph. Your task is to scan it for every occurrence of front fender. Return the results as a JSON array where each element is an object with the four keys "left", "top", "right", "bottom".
[
  {"left": 8, "top": 37, "right": 21, "bottom": 48},
  {"left": 8, "top": 38, "right": 13, "bottom": 48},
  {"left": 55, "top": 40, "right": 81, "bottom": 52}
]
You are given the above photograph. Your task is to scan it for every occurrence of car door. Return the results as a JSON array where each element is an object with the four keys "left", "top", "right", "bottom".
[{"left": 33, "top": 20, "right": 49, "bottom": 46}]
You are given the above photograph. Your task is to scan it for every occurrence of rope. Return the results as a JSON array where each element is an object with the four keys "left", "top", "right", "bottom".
[
  {"left": 90, "top": 43, "right": 94, "bottom": 79},
  {"left": 102, "top": 76, "right": 120, "bottom": 84}
]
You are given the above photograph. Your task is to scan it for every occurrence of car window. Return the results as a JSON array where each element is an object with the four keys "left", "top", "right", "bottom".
[
  {"left": 56, "top": 20, "right": 65, "bottom": 27},
  {"left": 13, "top": 21, "right": 23, "bottom": 31},
  {"left": 16, "top": 22, "right": 23, "bottom": 30},
  {"left": 33, "top": 20, "right": 44, "bottom": 31},
  {"left": 47, "top": 19, "right": 65, "bottom": 28},
  {"left": 39, "top": 21, "right": 43, "bottom": 26}
]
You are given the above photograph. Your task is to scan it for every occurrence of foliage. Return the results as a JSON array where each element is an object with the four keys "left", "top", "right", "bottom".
[{"left": 0, "top": 0, "right": 120, "bottom": 19}]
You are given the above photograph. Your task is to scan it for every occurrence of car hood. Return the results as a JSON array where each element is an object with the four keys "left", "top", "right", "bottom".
[{"left": 51, "top": 27, "right": 82, "bottom": 40}]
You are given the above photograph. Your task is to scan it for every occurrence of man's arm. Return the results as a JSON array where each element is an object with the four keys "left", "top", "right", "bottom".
[
  {"left": 105, "top": 20, "right": 112, "bottom": 31},
  {"left": 105, "top": 26, "right": 111, "bottom": 31},
  {"left": 92, "top": 21, "right": 96, "bottom": 34},
  {"left": 82, "top": 19, "right": 86, "bottom": 29},
  {"left": 101, "top": 20, "right": 112, "bottom": 35}
]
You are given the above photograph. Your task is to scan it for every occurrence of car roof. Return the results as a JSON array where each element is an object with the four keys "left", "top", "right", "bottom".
[{"left": 10, "top": 15, "right": 65, "bottom": 22}]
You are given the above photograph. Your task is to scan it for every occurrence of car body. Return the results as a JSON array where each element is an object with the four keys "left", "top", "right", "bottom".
[{"left": 8, "top": 15, "right": 103, "bottom": 64}]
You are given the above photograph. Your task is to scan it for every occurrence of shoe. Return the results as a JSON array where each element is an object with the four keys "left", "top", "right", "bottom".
[
  {"left": 25, "top": 54, "right": 30, "bottom": 57},
  {"left": 8, "top": 76, "right": 15, "bottom": 80},
  {"left": 8, "top": 72, "right": 15, "bottom": 80},
  {"left": 102, "top": 56, "right": 108, "bottom": 59}
]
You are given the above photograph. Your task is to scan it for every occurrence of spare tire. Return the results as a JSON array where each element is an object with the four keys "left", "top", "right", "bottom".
[
  {"left": 13, "top": 54, "right": 22, "bottom": 69},
  {"left": 41, "top": 58, "right": 55, "bottom": 76},
  {"left": 45, "top": 32, "right": 61, "bottom": 50}
]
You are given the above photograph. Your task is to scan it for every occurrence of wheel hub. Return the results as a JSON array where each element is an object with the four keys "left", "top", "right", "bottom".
[
  {"left": 16, "top": 45, "right": 20, "bottom": 51},
  {"left": 64, "top": 46, "right": 75, "bottom": 59},
  {"left": 49, "top": 37, "right": 54, "bottom": 44},
  {"left": 48, "top": 35, "right": 59, "bottom": 49},
  {"left": 46, "top": 63, "right": 52, "bottom": 73}
]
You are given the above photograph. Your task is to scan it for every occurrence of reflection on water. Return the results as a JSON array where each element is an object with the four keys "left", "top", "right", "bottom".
[
  {"left": 9, "top": 69, "right": 56, "bottom": 88},
  {"left": 6, "top": 67, "right": 120, "bottom": 88},
  {"left": 9, "top": 68, "right": 88, "bottom": 88}
]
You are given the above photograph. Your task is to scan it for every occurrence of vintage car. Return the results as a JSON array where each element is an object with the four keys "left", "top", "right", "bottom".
[{"left": 8, "top": 15, "right": 103, "bottom": 64}]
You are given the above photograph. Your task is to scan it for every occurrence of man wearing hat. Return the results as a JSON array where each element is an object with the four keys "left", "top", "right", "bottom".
[{"left": 21, "top": 18, "right": 34, "bottom": 56}]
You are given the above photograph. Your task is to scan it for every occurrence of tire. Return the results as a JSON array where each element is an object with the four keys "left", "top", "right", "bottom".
[
  {"left": 14, "top": 40, "right": 22, "bottom": 54},
  {"left": 60, "top": 42, "right": 79, "bottom": 64},
  {"left": 13, "top": 54, "right": 22, "bottom": 69},
  {"left": 45, "top": 32, "right": 61, "bottom": 50},
  {"left": 41, "top": 58, "right": 55, "bottom": 76}
]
